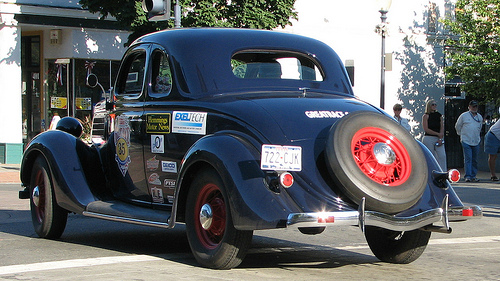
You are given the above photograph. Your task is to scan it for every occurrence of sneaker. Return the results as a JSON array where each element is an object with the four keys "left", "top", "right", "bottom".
[
  {"left": 465, "top": 178, "right": 471, "bottom": 182},
  {"left": 471, "top": 178, "right": 480, "bottom": 182},
  {"left": 492, "top": 176, "right": 499, "bottom": 181}
]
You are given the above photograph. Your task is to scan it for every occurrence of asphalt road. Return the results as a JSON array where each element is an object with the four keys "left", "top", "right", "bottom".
[{"left": 1, "top": 182, "right": 499, "bottom": 280}]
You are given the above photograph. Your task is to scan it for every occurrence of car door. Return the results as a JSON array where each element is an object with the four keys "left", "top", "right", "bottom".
[
  {"left": 109, "top": 45, "right": 150, "bottom": 204},
  {"left": 142, "top": 46, "right": 178, "bottom": 207}
]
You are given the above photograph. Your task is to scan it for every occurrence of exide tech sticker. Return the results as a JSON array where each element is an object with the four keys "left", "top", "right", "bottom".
[{"left": 172, "top": 111, "right": 207, "bottom": 135}]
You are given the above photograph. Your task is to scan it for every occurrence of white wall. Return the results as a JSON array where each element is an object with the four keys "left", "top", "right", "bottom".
[
  {"left": 282, "top": 0, "right": 449, "bottom": 137},
  {"left": 43, "top": 28, "right": 129, "bottom": 60},
  {"left": 0, "top": 16, "right": 23, "bottom": 144}
]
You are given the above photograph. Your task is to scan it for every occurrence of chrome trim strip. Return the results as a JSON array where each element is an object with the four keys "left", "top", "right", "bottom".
[
  {"left": 83, "top": 211, "right": 171, "bottom": 229},
  {"left": 287, "top": 205, "right": 482, "bottom": 232}
]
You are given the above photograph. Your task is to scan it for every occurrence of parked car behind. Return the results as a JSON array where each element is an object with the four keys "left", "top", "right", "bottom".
[{"left": 19, "top": 28, "right": 481, "bottom": 269}]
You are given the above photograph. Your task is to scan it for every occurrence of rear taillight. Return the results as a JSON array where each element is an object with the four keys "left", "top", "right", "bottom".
[{"left": 448, "top": 169, "right": 460, "bottom": 183}]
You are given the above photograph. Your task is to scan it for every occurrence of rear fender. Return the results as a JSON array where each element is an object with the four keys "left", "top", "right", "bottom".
[
  {"left": 21, "top": 131, "right": 99, "bottom": 213},
  {"left": 396, "top": 141, "right": 464, "bottom": 217},
  {"left": 174, "top": 133, "right": 301, "bottom": 230}
]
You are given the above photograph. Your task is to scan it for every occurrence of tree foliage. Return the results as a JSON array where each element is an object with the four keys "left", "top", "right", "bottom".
[
  {"left": 79, "top": 0, "right": 297, "bottom": 45},
  {"left": 443, "top": 0, "right": 500, "bottom": 104}
]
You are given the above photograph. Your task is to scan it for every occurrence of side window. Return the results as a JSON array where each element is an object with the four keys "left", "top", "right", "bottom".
[
  {"left": 116, "top": 50, "right": 147, "bottom": 98},
  {"left": 150, "top": 50, "right": 172, "bottom": 97}
]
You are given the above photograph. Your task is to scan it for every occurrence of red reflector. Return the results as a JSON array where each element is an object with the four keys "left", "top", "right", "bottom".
[
  {"left": 318, "top": 216, "right": 335, "bottom": 223},
  {"left": 448, "top": 169, "right": 460, "bottom": 183},
  {"left": 462, "top": 208, "right": 473, "bottom": 216},
  {"left": 280, "top": 172, "right": 294, "bottom": 188}
]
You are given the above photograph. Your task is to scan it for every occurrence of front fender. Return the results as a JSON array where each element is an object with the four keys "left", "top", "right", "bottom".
[
  {"left": 21, "top": 131, "right": 99, "bottom": 213},
  {"left": 174, "top": 133, "right": 302, "bottom": 230}
]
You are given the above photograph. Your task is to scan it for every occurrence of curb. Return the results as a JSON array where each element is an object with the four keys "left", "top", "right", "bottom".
[{"left": 0, "top": 165, "right": 21, "bottom": 184}]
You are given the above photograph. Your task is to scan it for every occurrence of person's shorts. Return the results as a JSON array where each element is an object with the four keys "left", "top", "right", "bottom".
[{"left": 484, "top": 131, "right": 500, "bottom": 154}]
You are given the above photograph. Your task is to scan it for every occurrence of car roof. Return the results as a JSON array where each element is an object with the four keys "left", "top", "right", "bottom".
[{"left": 132, "top": 28, "right": 354, "bottom": 97}]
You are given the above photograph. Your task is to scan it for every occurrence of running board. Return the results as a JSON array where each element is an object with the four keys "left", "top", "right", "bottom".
[{"left": 83, "top": 200, "right": 172, "bottom": 229}]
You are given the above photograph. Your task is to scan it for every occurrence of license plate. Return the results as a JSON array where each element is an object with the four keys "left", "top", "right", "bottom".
[{"left": 261, "top": 144, "right": 302, "bottom": 171}]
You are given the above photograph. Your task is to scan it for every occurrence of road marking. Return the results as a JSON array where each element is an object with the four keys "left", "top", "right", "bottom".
[
  {"left": 429, "top": 235, "right": 500, "bottom": 245},
  {"left": 0, "top": 236, "right": 499, "bottom": 275},
  {"left": 0, "top": 255, "right": 163, "bottom": 276}
]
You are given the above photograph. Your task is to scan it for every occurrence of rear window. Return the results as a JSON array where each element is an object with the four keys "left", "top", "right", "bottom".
[{"left": 231, "top": 50, "right": 324, "bottom": 82}]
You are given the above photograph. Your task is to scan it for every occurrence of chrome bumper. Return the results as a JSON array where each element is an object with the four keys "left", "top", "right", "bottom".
[{"left": 287, "top": 196, "right": 482, "bottom": 233}]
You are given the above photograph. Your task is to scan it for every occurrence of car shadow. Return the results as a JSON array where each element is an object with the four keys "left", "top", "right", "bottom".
[
  {"left": 452, "top": 186, "right": 500, "bottom": 218},
  {"left": 241, "top": 235, "right": 377, "bottom": 269},
  {"left": 1, "top": 210, "right": 378, "bottom": 269}
]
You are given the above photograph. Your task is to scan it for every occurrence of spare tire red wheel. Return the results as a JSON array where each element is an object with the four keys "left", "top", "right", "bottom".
[{"left": 325, "top": 111, "right": 428, "bottom": 214}]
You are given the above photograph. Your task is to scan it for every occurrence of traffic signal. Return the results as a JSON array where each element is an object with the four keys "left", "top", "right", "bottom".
[{"left": 142, "top": 0, "right": 171, "bottom": 21}]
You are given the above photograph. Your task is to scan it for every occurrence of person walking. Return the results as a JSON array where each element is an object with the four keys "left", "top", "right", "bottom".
[
  {"left": 422, "top": 99, "right": 447, "bottom": 171},
  {"left": 455, "top": 100, "right": 483, "bottom": 182},
  {"left": 484, "top": 118, "right": 500, "bottom": 181},
  {"left": 393, "top": 103, "right": 411, "bottom": 132},
  {"left": 49, "top": 112, "right": 61, "bottom": 130}
]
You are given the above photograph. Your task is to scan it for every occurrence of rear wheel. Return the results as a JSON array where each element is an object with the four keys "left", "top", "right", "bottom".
[
  {"left": 365, "top": 226, "right": 431, "bottom": 264},
  {"left": 185, "top": 169, "right": 253, "bottom": 269},
  {"left": 29, "top": 156, "right": 68, "bottom": 239}
]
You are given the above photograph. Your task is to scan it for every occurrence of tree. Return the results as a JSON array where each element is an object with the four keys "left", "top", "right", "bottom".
[
  {"left": 79, "top": 0, "right": 297, "bottom": 45},
  {"left": 443, "top": 0, "right": 500, "bottom": 104}
]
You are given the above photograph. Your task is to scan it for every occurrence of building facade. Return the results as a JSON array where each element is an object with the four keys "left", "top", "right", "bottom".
[
  {"left": 0, "top": 0, "right": 130, "bottom": 163},
  {"left": 283, "top": 0, "right": 478, "bottom": 169},
  {"left": 0, "top": 0, "right": 482, "bottom": 169}
]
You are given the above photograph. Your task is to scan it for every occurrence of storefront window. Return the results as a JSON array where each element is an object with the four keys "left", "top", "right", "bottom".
[
  {"left": 21, "top": 35, "right": 41, "bottom": 141},
  {"left": 45, "top": 59, "right": 120, "bottom": 139}
]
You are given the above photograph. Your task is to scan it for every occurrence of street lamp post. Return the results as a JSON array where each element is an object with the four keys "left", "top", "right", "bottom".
[{"left": 376, "top": 0, "right": 392, "bottom": 109}]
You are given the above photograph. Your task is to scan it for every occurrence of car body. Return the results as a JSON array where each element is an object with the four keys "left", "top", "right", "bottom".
[{"left": 19, "top": 28, "right": 481, "bottom": 269}]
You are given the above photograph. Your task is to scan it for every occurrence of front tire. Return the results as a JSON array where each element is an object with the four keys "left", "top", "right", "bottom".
[
  {"left": 365, "top": 226, "right": 431, "bottom": 264},
  {"left": 29, "top": 156, "right": 68, "bottom": 239},
  {"left": 185, "top": 168, "right": 253, "bottom": 269}
]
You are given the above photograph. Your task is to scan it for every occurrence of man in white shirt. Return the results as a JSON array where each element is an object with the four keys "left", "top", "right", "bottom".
[
  {"left": 393, "top": 103, "right": 411, "bottom": 132},
  {"left": 455, "top": 100, "right": 483, "bottom": 182}
]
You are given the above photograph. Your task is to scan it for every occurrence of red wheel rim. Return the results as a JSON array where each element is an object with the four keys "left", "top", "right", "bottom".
[
  {"left": 194, "top": 183, "right": 226, "bottom": 249},
  {"left": 351, "top": 127, "right": 411, "bottom": 186},
  {"left": 33, "top": 169, "right": 46, "bottom": 223}
]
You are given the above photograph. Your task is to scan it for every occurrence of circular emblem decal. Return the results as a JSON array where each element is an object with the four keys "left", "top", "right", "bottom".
[
  {"left": 115, "top": 136, "right": 131, "bottom": 176},
  {"left": 116, "top": 137, "right": 129, "bottom": 162}
]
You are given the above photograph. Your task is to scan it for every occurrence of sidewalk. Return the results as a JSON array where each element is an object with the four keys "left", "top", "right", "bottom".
[{"left": 0, "top": 164, "right": 21, "bottom": 184}]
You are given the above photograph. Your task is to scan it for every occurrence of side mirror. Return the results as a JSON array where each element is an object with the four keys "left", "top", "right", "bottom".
[
  {"left": 142, "top": 0, "right": 171, "bottom": 21},
  {"left": 86, "top": 73, "right": 99, "bottom": 88},
  {"left": 87, "top": 74, "right": 114, "bottom": 110},
  {"left": 86, "top": 73, "right": 106, "bottom": 97}
]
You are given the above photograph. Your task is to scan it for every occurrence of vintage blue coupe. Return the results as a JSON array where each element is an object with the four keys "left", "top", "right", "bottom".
[{"left": 19, "top": 28, "right": 481, "bottom": 269}]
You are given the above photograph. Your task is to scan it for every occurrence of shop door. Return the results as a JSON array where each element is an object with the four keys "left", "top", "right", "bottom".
[
  {"left": 21, "top": 35, "right": 42, "bottom": 142},
  {"left": 445, "top": 98, "right": 466, "bottom": 168}
]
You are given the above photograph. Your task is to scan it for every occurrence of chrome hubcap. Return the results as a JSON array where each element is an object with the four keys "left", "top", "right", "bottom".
[
  {"left": 373, "top": 142, "right": 396, "bottom": 165},
  {"left": 32, "top": 186, "right": 40, "bottom": 207},
  {"left": 199, "top": 203, "right": 213, "bottom": 230}
]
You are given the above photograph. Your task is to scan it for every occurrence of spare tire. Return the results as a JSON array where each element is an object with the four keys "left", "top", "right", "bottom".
[{"left": 325, "top": 111, "right": 428, "bottom": 214}]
